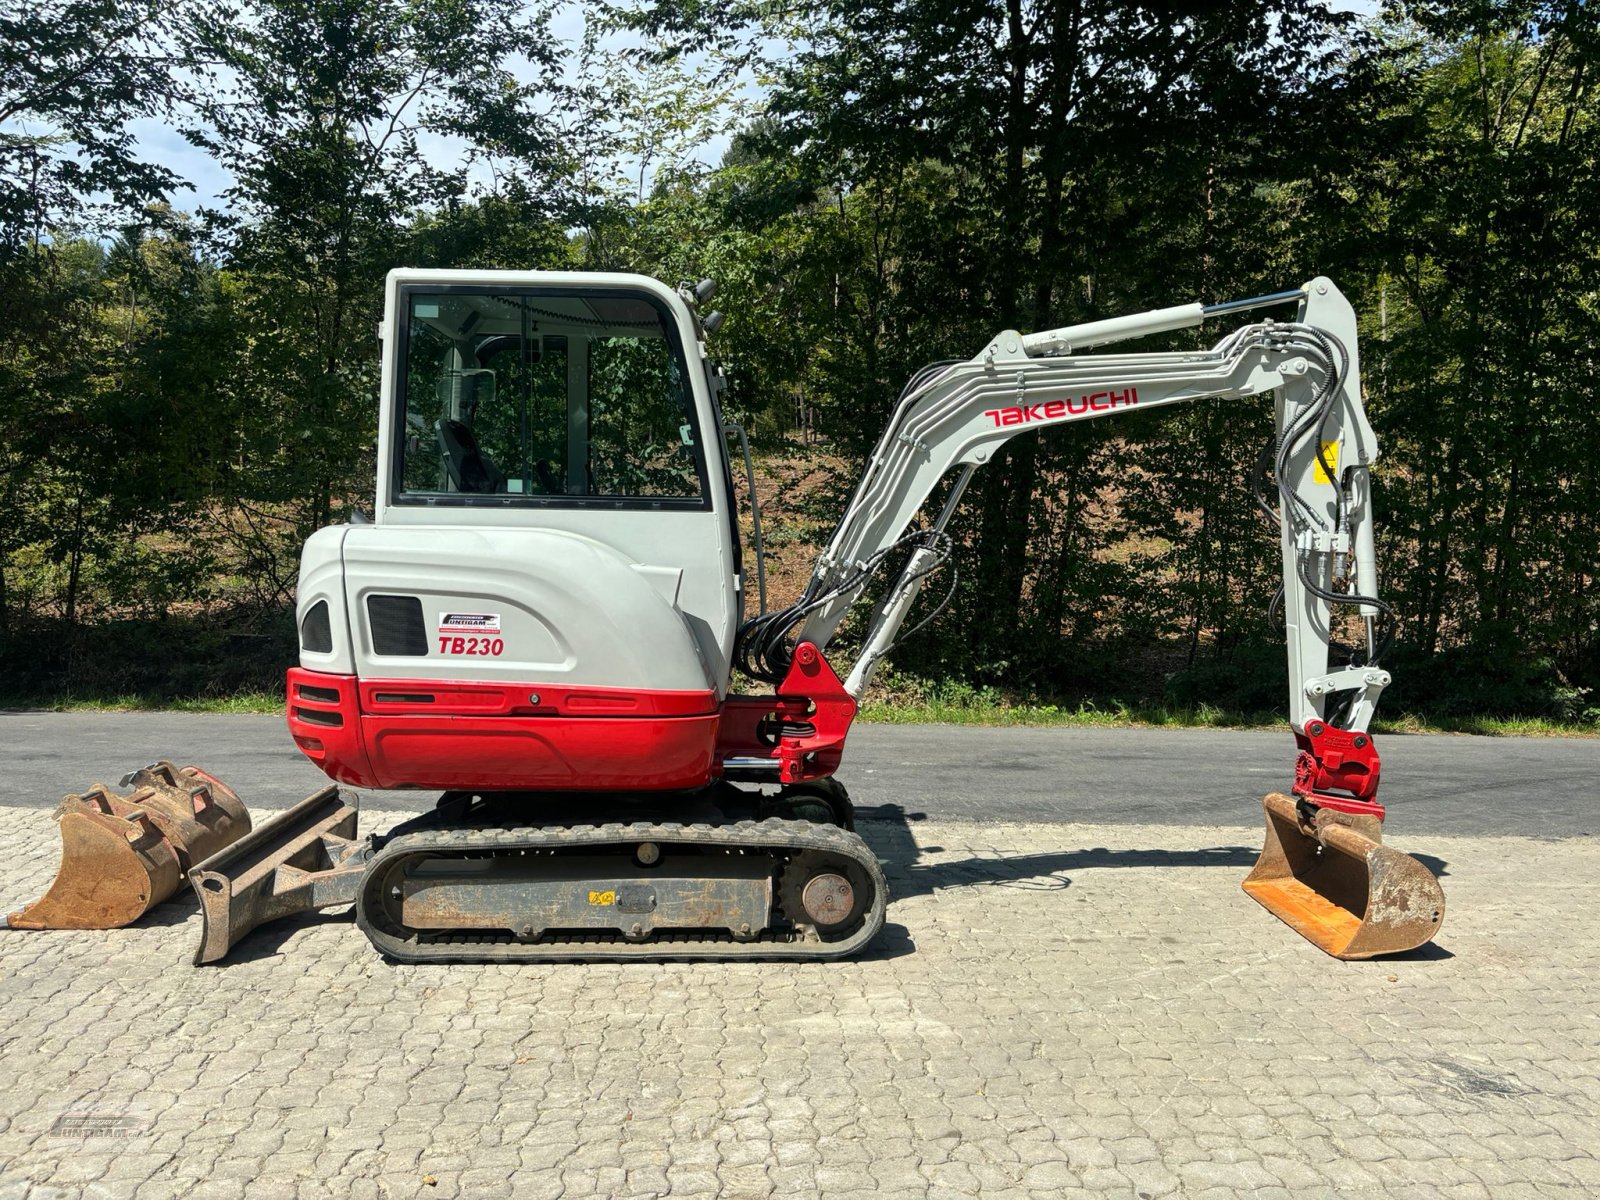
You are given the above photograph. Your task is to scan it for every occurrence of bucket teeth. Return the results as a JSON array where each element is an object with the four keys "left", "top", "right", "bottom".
[
  {"left": 1243, "top": 791, "right": 1445, "bottom": 960},
  {"left": 5, "top": 762, "right": 252, "bottom": 931}
]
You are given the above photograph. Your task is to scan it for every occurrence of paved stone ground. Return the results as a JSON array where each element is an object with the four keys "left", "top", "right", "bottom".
[{"left": 1, "top": 803, "right": 1596, "bottom": 1199}]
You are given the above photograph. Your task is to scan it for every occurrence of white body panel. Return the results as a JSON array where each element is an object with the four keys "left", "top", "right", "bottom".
[
  {"left": 337, "top": 525, "right": 714, "bottom": 691},
  {"left": 296, "top": 526, "right": 357, "bottom": 676}
]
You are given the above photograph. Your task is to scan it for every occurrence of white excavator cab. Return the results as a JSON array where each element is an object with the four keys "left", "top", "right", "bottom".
[{"left": 283, "top": 273, "right": 747, "bottom": 794}]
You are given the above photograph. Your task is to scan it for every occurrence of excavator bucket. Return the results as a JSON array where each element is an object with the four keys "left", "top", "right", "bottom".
[
  {"left": 6, "top": 808, "right": 181, "bottom": 929},
  {"left": 4, "top": 762, "right": 252, "bottom": 931},
  {"left": 114, "top": 762, "right": 253, "bottom": 871},
  {"left": 1243, "top": 791, "right": 1444, "bottom": 959}
]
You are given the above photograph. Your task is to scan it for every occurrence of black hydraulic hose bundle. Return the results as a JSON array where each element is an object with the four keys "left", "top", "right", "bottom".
[
  {"left": 1256, "top": 324, "right": 1399, "bottom": 667},
  {"left": 733, "top": 529, "right": 951, "bottom": 683}
]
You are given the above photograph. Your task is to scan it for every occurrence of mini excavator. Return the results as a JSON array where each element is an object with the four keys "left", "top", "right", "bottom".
[{"left": 9, "top": 271, "right": 1444, "bottom": 963}]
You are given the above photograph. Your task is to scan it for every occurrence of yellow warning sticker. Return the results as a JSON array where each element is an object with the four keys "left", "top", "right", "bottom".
[
  {"left": 588, "top": 890, "right": 616, "bottom": 906},
  {"left": 1313, "top": 440, "right": 1340, "bottom": 485}
]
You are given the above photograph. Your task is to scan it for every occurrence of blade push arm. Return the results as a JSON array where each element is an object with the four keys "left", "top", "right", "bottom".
[{"left": 745, "top": 278, "right": 1390, "bottom": 769}]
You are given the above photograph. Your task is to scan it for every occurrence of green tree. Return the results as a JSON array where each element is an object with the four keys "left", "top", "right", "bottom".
[
  {"left": 0, "top": 0, "right": 203, "bottom": 631},
  {"left": 4, "top": 219, "right": 235, "bottom": 626},
  {"left": 0, "top": 0, "right": 196, "bottom": 254},
  {"left": 187, "top": 0, "right": 574, "bottom": 569},
  {"left": 1354, "top": 0, "right": 1600, "bottom": 715}
]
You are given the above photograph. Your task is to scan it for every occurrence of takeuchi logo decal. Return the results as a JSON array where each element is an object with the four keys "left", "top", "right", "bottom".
[{"left": 983, "top": 387, "right": 1138, "bottom": 427}]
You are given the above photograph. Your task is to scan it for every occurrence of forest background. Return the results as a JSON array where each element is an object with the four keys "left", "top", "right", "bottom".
[{"left": 2, "top": 0, "right": 1596, "bottom": 731}]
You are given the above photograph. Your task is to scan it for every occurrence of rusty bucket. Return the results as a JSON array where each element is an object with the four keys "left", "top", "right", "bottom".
[
  {"left": 1243, "top": 791, "right": 1445, "bottom": 959},
  {"left": 5, "top": 762, "right": 252, "bottom": 931},
  {"left": 114, "top": 762, "right": 252, "bottom": 871}
]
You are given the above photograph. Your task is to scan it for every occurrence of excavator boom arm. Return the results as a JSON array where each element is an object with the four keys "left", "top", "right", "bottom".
[{"left": 777, "top": 278, "right": 1386, "bottom": 743}]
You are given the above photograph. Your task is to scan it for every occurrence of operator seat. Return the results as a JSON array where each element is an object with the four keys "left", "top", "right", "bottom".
[{"left": 436, "top": 419, "right": 506, "bottom": 494}]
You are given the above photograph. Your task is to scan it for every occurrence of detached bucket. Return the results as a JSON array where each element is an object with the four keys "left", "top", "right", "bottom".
[
  {"left": 116, "top": 763, "right": 253, "bottom": 871},
  {"left": 1243, "top": 792, "right": 1445, "bottom": 959},
  {"left": 4, "top": 762, "right": 252, "bottom": 931},
  {"left": 6, "top": 808, "right": 181, "bottom": 929}
]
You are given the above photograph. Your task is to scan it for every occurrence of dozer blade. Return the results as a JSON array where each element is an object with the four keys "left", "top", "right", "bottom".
[
  {"left": 1243, "top": 791, "right": 1444, "bottom": 959},
  {"left": 188, "top": 786, "right": 368, "bottom": 965},
  {"left": 6, "top": 808, "right": 181, "bottom": 929}
]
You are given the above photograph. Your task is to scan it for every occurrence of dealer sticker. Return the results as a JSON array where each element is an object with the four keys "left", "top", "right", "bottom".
[
  {"left": 437, "top": 611, "right": 504, "bottom": 656},
  {"left": 439, "top": 611, "right": 501, "bottom": 634}
]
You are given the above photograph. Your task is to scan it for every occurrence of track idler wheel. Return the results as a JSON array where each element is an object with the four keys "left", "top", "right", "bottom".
[
  {"left": 1243, "top": 791, "right": 1445, "bottom": 959},
  {"left": 780, "top": 850, "right": 873, "bottom": 938},
  {"left": 5, "top": 762, "right": 252, "bottom": 931}
]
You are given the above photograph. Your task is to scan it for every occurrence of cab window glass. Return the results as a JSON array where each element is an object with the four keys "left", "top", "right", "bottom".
[{"left": 395, "top": 290, "right": 706, "bottom": 502}]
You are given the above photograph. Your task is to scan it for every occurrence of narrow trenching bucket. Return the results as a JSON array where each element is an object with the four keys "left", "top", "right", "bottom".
[
  {"left": 5, "top": 762, "right": 252, "bottom": 931},
  {"left": 1243, "top": 791, "right": 1445, "bottom": 959}
]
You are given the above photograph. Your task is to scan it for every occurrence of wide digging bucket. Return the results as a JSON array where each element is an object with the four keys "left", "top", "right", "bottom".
[
  {"left": 1243, "top": 791, "right": 1445, "bottom": 960},
  {"left": 5, "top": 762, "right": 252, "bottom": 930}
]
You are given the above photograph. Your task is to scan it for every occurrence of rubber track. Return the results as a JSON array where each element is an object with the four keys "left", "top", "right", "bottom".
[{"left": 354, "top": 818, "right": 888, "bottom": 963}]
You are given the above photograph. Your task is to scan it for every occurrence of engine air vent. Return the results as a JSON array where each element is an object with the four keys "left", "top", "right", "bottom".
[
  {"left": 293, "top": 706, "right": 344, "bottom": 728},
  {"left": 299, "top": 600, "right": 333, "bottom": 654},
  {"left": 367, "top": 594, "right": 429, "bottom": 656}
]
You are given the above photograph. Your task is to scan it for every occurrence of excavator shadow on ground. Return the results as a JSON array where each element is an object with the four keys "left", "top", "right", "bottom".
[
  {"left": 853, "top": 802, "right": 1454, "bottom": 963},
  {"left": 856, "top": 802, "right": 1259, "bottom": 900}
]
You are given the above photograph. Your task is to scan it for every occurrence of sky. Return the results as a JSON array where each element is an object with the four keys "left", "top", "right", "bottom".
[
  {"left": 126, "top": 1, "right": 743, "bottom": 220},
  {"left": 101, "top": 0, "right": 1377, "bottom": 221}
]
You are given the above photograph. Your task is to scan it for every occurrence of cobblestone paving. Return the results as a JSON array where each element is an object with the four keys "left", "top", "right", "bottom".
[{"left": 0, "top": 802, "right": 1596, "bottom": 1199}]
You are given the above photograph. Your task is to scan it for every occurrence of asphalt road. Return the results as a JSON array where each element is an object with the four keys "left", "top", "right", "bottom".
[{"left": 1, "top": 712, "right": 1593, "bottom": 837}]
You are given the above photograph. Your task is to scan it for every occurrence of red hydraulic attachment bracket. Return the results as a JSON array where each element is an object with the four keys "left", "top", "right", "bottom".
[
  {"left": 1292, "top": 719, "right": 1386, "bottom": 820},
  {"left": 716, "top": 642, "right": 857, "bottom": 784}
]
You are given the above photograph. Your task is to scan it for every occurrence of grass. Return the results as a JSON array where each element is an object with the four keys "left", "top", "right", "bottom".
[
  {"left": 1369, "top": 712, "right": 1600, "bottom": 737},
  {"left": 6, "top": 688, "right": 1595, "bottom": 736},
  {"left": 3, "top": 692, "right": 286, "bottom": 715},
  {"left": 856, "top": 697, "right": 1599, "bottom": 736},
  {"left": 858, "top": 697, "right": 1259, "bottom": 728}
]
